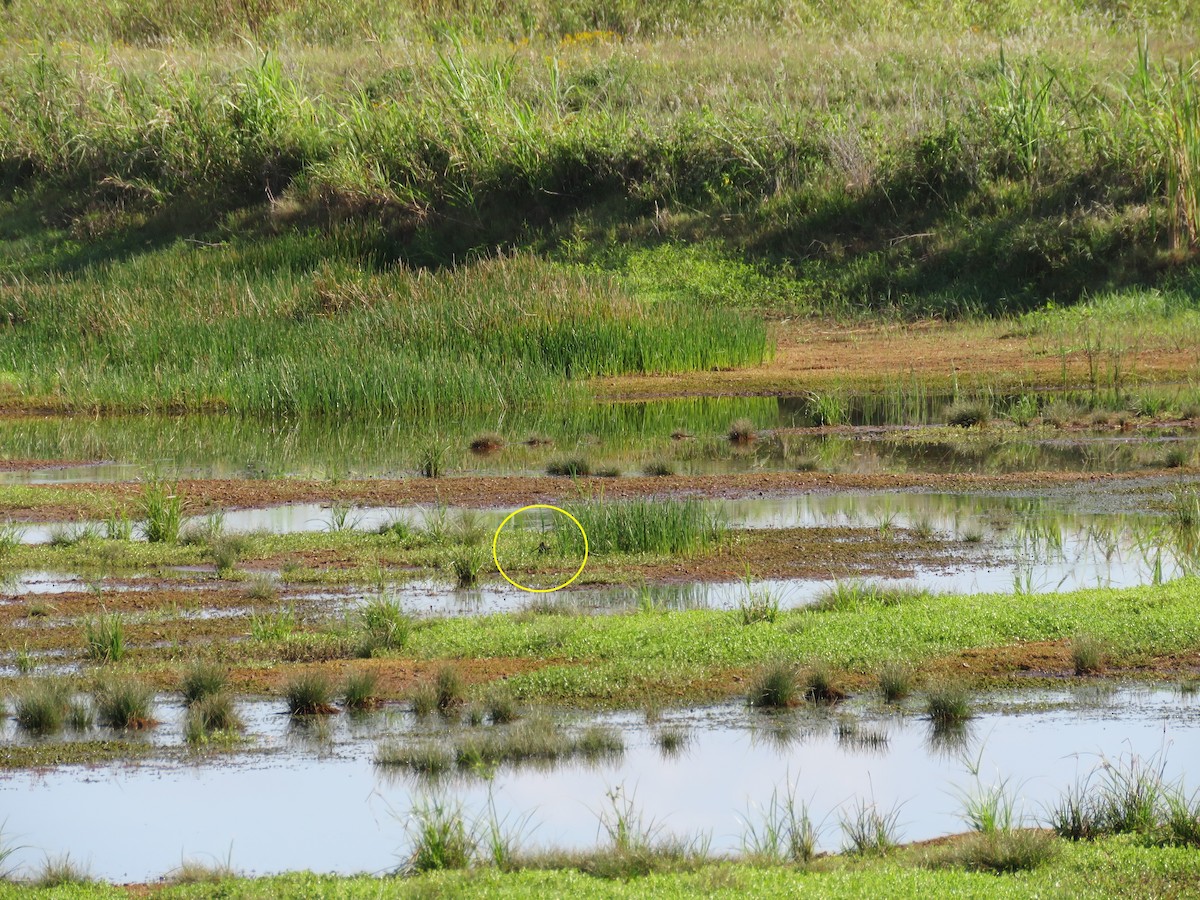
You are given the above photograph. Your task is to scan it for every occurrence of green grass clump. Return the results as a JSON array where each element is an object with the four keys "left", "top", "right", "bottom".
[
  {"left": 357, "top": 593, "right": 411, "bottom": 655},
  {"left": 642, "top": 461, "right": 676, "bottom": 477},
  {"left": 93, "top": 675, "right": 157, "bottom": 729},
  {"left": 82, "top": 610, "right": 126, "bottom": 663},
  {"left": 946, "top": 401, "right": 991, "bottom": 428},
  {"left": 485, "top": 690, "right": 519, "bottom": 725},
  {"left": 375, "top": 741, "right": 454, "bottom": 776},
  {"left": 341, "top": 670, "right": 379, "bottom": 710},
  {"left": 748, "top": 662, "right": 796, "bottom": 709},
  {"left": 925, "top": 683, "right": 974, "bottom": 725},
  {"left": 454, "top": 716, "right": 623, "bottom": 770},
  {"left": 1072, "top": 634, "right": 1109, "bottom": 675},
  {"left": 728, "top": 419, "right": 758, "bottom": 444},
  {"left": 802, "top": 661, "right": 845, "bottom": 704},
  {"left": 451, "top": 547, "right": 487, "bottom": 589},
  {"left": 141, "top": 481, "right": 183, "bottom": 543},
  {"left": 840, "top": 799, "right": 902, "bottom": 856},
  {"left": 180, "top": 661, "right": 228, "bottom": 705},
  {"left": 923, "top": 830, "right": 1058, "bottom": 873},
  {"left": 184, "top": 692, "right": 244, "bottom": 742},
  {"left": 405, "top": 797, "right": 474, "bottom": 873},
  {"left": 554, "top": 498, "right": 725, "bottom": 556},
  {"left": 546, "top": 457, "right": 591, "bottom": 478},
  {"left": 36, "top": 854, "right": 91, "bottom": 887},
  {"left": 877, "top": 661, "right": 915, "bottom": 703},
  {"left": 13, "top": 679, "right": 73, "bottom": 734},
  {"left": 283, "top": 672, "right": 337, "bottom": 716},
  {"left": 813, "top": 581, "right": 927, "bottom": 612},
  {"left": 435, "top": 666, "right": 467, "bottom": 712}
]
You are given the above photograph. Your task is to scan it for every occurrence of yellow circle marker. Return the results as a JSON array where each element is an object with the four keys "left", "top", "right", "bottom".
[{"left": 492, "top": 504, "right": 588, "bottom": 593}]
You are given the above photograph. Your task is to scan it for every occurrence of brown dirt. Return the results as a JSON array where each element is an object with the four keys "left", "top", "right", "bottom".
[
  {"left": 0, "top": 456, "right": 102, "bottom": 471},
  {"left": 596, "top": 320, "right": 1200, "bottom": 400}
]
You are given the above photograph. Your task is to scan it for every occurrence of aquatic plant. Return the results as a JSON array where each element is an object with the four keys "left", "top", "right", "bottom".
[
  {"left": 357, "top": 592, "right": 411, "bottom": 654},
  {"left": 180, "top": 661, "right": 228, "bottom": 705},
  {"left": 1071, "top": 633, "right": 1109, "bottom": 675},
  {"left": 341, "top": 670, "right": 379, "bottom": 709},
  {"left": 283, "top": 671, "right": 337, "bottom": 716},
  {"left": 946, "top": 400, "right": 991, "bottom": 428},
  {"left": 728, "top": 418, "right": 758, "bottom": 444},
  {"left": 802, "top": 661, "right": 844, "bottom": 704},
  {"left": 93, "top": 675, "right": 157, "bottom": 729},
  {"left": 877, "top": 660, "right": 915, "bottom": 703},
  {"left": 404, "top": 796, "right": 474, "bottom": 872},
  {"left": 839, "top": 798, "right": 901, "bottom": 855},
  {"left": 742, "top": 784, "right": 818, "bottom": 865},
  {"left": 36, "top": 854, "right": 92, "bottom": 887},
  {"left": 554, "top": 497, "right": 726, "bottom": 556},
  {"left": 13, "top": 678, "right": 72, "bottom": 734},
  {"left": 546, "top": 456, "right": 591, "bottom": 477},
  {"left": 184, "top": 692, "right": 243, "bottom": 741},
  {"left": 925, "top": 682, "right": 974, "bottom": 725},
  {"left": 82, "top": 610, "right": 126, "bottom": 663},
  {"left": 141, "top": 481, "right": 183, "bottom": 543},
  {"left": 747, "top": 661, "right": 796, "bottom": 709}
]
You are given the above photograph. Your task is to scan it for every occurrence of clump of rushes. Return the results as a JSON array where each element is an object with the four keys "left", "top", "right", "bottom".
[
  {"left": 926, "top": 682, "right": 974, "bottom": 726},
  {"left": 946, "top": 401, "right": 991, "bottom": 428},
  {"left": 642, "top": 460, "right": 675, "bottom": 477},
  {"left": 375, "top": 741, "right": 454, "bottom": 776},
  {"left": 243, "top": 573, "right": 278, "bottom": 600},
  {"left": 141, "top": 480, "right": 183, "bottom": 543},
  {"left": 184, "top": 692, "right": 243, "bottom": 742},
  {"left": 1072, "top": 634, "right": 1109, "bottom": 675},
  {"left": 405, "top": 796, "right": 474, "bottom": 873},
  {"left": 411, "top": 682, "right": 439, "bottom": 717},
  {"left": 485, "top": 689, "right": 518, "bottom": 725},
  {"left": 802, "top": 661, "right": 845, "bottom": 705},
  {"left": 655, "top": 725, "right": 690, "bottom": 756},
  {"left": 451, "top": 547, "right": 486, "bottom": 589},
  {"left": 418, "top": 440, "right": 452, "bottom": 478},
  {"left": 748, "top": 662, "right": 797, "bottom": 709},
  {"left": 180, "top": 661, "right": 228, "bottom": 705},
  {"left": 341, "top": 670, "right": 379, "bottom": 710},
  {"left": 468, "top": 433, "right": 505, "bottom": 453},
  {"left": 878, "top": 661, "right": 915, "bottom": 703},
  {"left": 82, "top": 610, "right": 125, "bottom": 663},
  {"left": 1164, "top": 448, "right": 1190, "bottom": 468},
  {"left": 14, "top": 678, "right": 73, "bottom": 734},
  {"left": 284, "top": 671, "right": 337, "bottom": 716},
  {"left": 435, "top": 666, "right": 466, "bottom": 712},
  {"left": 36, "top": 854, "right": 92, "bottom": 887},
  {"left": 546, "top": 456, "right": 591, "bottom": 477},
  {"left": 357, "top": 593, "right": 411, "bottom": 655},
  {"left": 93, "top": 675, "right": 157, "bottom": 729},
  {"left": 728, "top": 418, "right": 758, "bottom": 444}
]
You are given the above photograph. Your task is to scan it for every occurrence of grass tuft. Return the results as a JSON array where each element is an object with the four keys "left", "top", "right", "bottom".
[
  {"left": 180, "top": 661, "right": 228, "bottom": 705},
  {"left": 748, "top": 661, "right": 797, "bottom": 709},
  {"left": 93, "top": 675, "right": 157, "bottom": 729},
  {"left": 283, "top": 671, "right": 337, "bottom": 716}
]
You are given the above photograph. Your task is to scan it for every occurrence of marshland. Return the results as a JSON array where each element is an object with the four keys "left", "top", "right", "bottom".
[{"left": 3, "top": 0, "right": 1200, "bottom": 896}]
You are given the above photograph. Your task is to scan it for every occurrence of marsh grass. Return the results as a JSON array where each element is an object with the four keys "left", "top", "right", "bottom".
[
  {"left": 93, "top": 675, "right": 157, "bottom": 729},
  {"left": 141, "top": 482, "right": 183, "bottom": 543},
  {"left": 451, "top": 546, "right": 487, "bottom": 589},
  {"left": 36, "top": 854, "right": 91, "bottom": 887},
  {"left": 554, "top": 498, "right": 725, "bottom": 556},
  {"left": 405, "top": 796, "right": 474, "bottom": 873},
  {"left": 102, "top": 512, "right": 133, "bottom": 541},
  {"left": 13, "top": 679, "right": 73, "bottom": 734},
  {"left": 377, "top": 741, "right": 455, "bottom": 776},
  {"left": 946, "top": 401, "right": 992, "bottom": 428},
  {"left": 727, "top": 419, "right": 758, "bottom": 444},
  {"left": 926, "top": 683, "right": 974, "bottom": 725},
  {"left": 877, "top": 660, "right": 915, "bottom": 703},
  {"left": 802, "top": 661, "right": 845, "bottom": 705},
  {"left": 1071, "top": 633, "right": 1109, "bottom": 675},
  {"left": 82, "top": 610, "right": 125, "bottom": 663},
  {"left": 208, "top": 535, "right": 249, "bottom": 576},
  {"left": 923, "top": 830, "right": 1058, "bottom": 873},
  {"left": 839, "top": 799, "right": 902, "bottom": 856},
  {"left": 283, "top": 671, "right": 337, "bottom": 716},
  {"left": 243, "top": 573, "right": 279, "bottom": 601},
  {"left": 748, "top": 661, "right": 797, "bottom": 709},
  {"left": 434, "top": 666, "right": 466, "bottom": 712},
  {"left": 357, "top": 592, "right": 411, "bottom": 655},
  {"left": 341, "top": 670, "right": 379, "bottom": 710},
  {"left": 184, "top": 692, "right": 243, "bottom": 742},
  {"left": 485, "top": 690, "right": 519, "bottom": 725},
  {"left": 738, "top": 574, "right": 781, "bottom": 625},
  {"left": 167, "top": 854, "right": 240, "bottom": 885},
  {"left": 812, "top": 581, "right": 927, "bottom": 612},
  {"left": 642, "top": 460, "right": 676, "bottom": 477},
  {"left": 455, "top": 716, "right": 623, "bottom": 771},
  {"left": 546, "top": 456, "right": 591, "bottom": 478},
  {"left": 250, "top": 606, "right": 297, "bottom": 642},
  {"left": 742, "top": 785, "right": 819, "bottom": 865},
  {"left": 180, "top": 661, "right": 228, "bottom": 705}
]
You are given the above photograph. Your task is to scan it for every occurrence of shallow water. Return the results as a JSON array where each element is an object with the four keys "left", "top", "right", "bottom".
[{"left": 1, "top": 687, "right": 1196, "bottom": 881}]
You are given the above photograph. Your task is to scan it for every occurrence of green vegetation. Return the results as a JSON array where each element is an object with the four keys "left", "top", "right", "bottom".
[
  {"left": 92, "top": 675, "right": 157, "bottom": 729},
  {"left": 184, "top": 692, "right": 244, "bottom": 742},
  {"left": 925, "top": 683, "right": 975, "bottom": 726},
  {"left": 553, "top": 498, "right": 726, "bottom": 556},
  {"left": 747, "top": 662, "right": 796, "bottom": 709},
  {"left": 340, "top": 670, "right": 379, "bottom": 710},
  {"left": 12, "top": 678, "right": 73, "bottom": 734},
  {"left": 81, "top": 611, "right": 126, "bottom": 663},
  {"left": 141, "top": 482, "right": 183, "bottom": 543},
  {"left": 180, "top": 661, "right": 228, "bottom": 705},
  {"left": 282, "top": 671, "right": 336, "bottom": 716}
]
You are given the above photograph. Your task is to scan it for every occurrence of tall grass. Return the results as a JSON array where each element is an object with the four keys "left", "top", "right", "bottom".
[
  {"left": 552, "top": 498, "right": 726, "bottom": 556},
  {"left": 82, "top": 610, "right": 126, "bottom": 663},
  {"left": 141, "top": 481, "right": 183, "bottom": 543}
]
